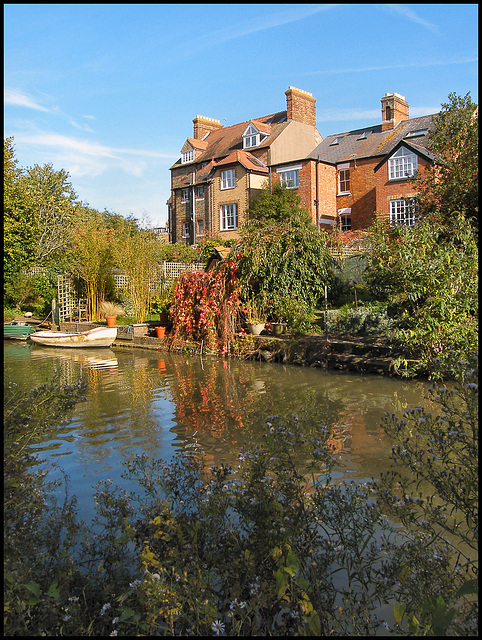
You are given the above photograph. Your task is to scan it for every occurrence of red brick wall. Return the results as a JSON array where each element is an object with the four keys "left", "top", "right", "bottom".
[{"left": 375, "top": 156, "right": 431, "bottom": 222}]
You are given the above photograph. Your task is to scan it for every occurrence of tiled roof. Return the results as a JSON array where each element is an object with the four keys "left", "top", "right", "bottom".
[
  {"left": 215, "top": 150, "right": 269, "bottom": 173},
  {"left": 171, "top": 111, "right": 290, "bottom": 170},
  {"left": 309, "top": 114, "right": 436, "bottom": 165}
]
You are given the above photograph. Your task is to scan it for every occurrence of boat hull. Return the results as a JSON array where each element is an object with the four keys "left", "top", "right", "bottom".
[
  {"left": 4, "top": 324, "right": 35, "bottom": 340},
  {"left": 29, "top": 326, "right": 117, "bottom": 348}
]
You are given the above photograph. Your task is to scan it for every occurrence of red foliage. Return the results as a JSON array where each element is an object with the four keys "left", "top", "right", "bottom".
[{"left": 169, "top": 258, "right": 245, "bottom": 353}]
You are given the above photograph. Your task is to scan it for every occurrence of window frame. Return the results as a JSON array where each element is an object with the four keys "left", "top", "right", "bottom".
[
  {"left": 220, "top": 203, "right": 238, "bottom": 231},
  {"left": 388, "top": 146, "right": 418, "bottom": 181},
  {"left": 181, "top": 150, "right": 194, "bottom": 164},
  {"left": 276, "top": 164, "right": 301, "bottom": 190},
  {"left": 243, "top": 123, "right": 261, "bottom": 149},
  {"left": 389, "top": 198, "right": 419, "bottom": 226},
  {"left": 221, "top": 168, "right": 236, "bottom": 190},
  {"left": 338, "top": 168, "right": 350, "bottom": 194},
  {"left": 196, "top": 186, "right": 204, "bottom": 199},
  {"left": 181, "top": 189, "right": 190, "bottom": 203},
  {"left": 182, "top": 221, "right": 190, "bottom": 238}
]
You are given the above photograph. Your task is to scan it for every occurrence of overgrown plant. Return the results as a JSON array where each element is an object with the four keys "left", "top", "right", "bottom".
[
  {"left": 169, "top": 258, "right": 244, "bottom": 354},
  {"left": 377, "top": 354, "right": 478, "bottom": 634},
  {"left": 364, "top": 215, "right": 478, "bottom": 374}
]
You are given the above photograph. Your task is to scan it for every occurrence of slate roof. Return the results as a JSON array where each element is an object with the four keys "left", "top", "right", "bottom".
[{"left": 309, "top": 114, "right": 437, "bottom": 165}]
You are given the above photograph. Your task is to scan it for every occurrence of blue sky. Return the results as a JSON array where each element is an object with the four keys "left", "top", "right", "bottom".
[{"left": 4, "top": 4, "right": 478, "bottom": 228}]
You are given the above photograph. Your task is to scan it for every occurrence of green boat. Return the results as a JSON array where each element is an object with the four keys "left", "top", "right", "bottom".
[{"left": 4, "top": 324, "right": 35, "bottom": 340}]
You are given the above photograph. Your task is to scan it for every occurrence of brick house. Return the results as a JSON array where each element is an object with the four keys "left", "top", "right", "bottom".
[
  {"left": 309, "top": 92, "right": 436, "bottom": 231},
  {"left": 168, "top": 89, "right": 437, "bottom": 244},
  {"left": 168, "top": 87, "right": 322, "bottom": 244}
]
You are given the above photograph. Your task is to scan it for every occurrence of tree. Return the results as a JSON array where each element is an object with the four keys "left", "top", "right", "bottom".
[
  {"left": 3, "top": 138, "right": 37, "bottom": 284},
  {"left": 364, "top": 215, "right": 478, "bottom": 374},
  {"left": 112, "top": 221, "right": 160, "bottom": 324},
  {"left": 25, "top": 163, "right": 80, "bottom": 264},
  {"left": 413, "top": 92, "right": 478, "bottom": 230},
  {"left": 235, "top": 184, "right": 332, "bottom": 328},
  {"left": 70, "top": 212, "right": 115, "bottom": 321}
]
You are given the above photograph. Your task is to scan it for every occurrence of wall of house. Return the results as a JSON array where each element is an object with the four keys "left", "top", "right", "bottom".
[
  {"left": 324, "top": 157, "right": 379, "bottom": 230},
  {"left": 209, "top": 166, "right": 250, "bottom": 240},
  {"left": 374, "top": 156, "right": 431, "bottom": 222},
  {"left": 315, "top": 162, "right": 337, "bottom": 226},
  {"left": 268, "top": 120, "right": 322, "bottom": 166}
]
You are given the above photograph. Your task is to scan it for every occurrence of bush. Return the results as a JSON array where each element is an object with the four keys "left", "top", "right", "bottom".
[{"left": 324, "top": 302, "right": 396, "bottom": 337}]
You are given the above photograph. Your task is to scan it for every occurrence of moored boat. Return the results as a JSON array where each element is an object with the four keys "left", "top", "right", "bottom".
[
  {"left": 4, "top": 323, "right": 35, "bottom": 340},
  {"left": 29, "top": 326, "right": 117, "bottom": 348}
]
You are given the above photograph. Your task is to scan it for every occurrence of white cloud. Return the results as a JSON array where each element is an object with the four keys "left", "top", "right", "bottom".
[
  {"left": 4, "top": 88, "right": 55, "bottom": 113},
  {"left": 381, "top": 4, "right": 439, "bottom": 34},
  {"left": 12, "top": 130, "right": 178, "bottom": 179}
]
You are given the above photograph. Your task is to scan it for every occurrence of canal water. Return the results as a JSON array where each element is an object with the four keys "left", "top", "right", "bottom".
[{"left": 4, "top": 340, "right": 432, "bottom": 524}]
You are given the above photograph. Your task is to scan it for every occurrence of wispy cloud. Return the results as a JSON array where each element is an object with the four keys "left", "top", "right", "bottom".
[
  {"left": 12, "top": 130, "right": 178, "bottom": 178},
  {"left": 187, "top": 4, "right": 338, "bottom": 50},
  {"left": 4, "top": 88, "right": 55, "bottom": 113},
  {"left": 381, "top": 4, "right": 439, "bottom": 34},
  {"left": 5, "top": 88, "right": 96, "bottom": 132},
  {"left": 302, "top": 56, "right": 478, "bottom": 76}
]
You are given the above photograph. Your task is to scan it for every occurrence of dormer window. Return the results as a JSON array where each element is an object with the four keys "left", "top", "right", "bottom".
[
  {"left": 243, "top": 123, "right": 261, "bottom": 149},
  {"left": 388, "top": 146, "right": 418, "bottom": 180},
  {"left": 181, "top": 150, "right": 194, "bottom": 164}
]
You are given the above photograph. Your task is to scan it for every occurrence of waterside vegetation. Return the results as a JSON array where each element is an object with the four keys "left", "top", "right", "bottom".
[{"left": 3, "top": 356, "right": 478, "bottom": 636}]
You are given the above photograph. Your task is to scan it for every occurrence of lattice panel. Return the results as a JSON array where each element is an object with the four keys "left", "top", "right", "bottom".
[{"left": 56, "top": 274, "right": 76, "bottom": 320}]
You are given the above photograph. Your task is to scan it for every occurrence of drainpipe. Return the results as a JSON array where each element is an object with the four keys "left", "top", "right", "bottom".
[
  {"left": 191, "top": 172, "right": 196, "bottom": 246},
  {"left": 315, "top": 155, "right": 320, "bottom": 227}
]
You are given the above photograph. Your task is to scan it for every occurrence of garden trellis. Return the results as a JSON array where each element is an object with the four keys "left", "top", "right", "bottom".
[{"left": 56, "top": 262, "right": 204, "bottom": 320}]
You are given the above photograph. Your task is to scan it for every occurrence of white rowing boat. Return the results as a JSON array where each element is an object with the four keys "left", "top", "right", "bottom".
[{"left": 29, "top": 326, "right": 117, "bottom": 348}]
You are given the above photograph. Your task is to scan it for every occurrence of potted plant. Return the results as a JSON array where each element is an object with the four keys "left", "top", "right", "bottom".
[
  {"left": 245, "top": 298, "right": 267, "bottom": 335},
  {"left": 151, "top": 283, "right": 175, "bottom": 322},
  {"left": 270, "top": 294, "right": 288, "bottom": 336},
  {"left": 100, "top": 301, "right": 125, "bottom": 326}
]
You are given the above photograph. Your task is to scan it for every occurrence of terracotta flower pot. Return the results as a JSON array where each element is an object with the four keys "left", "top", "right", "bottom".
[
  {"left": 155, "top": 325, "right": 166, "bottom": 338},
  {"left": 106, "top": 316, "right": 116, "bottom": 327}
]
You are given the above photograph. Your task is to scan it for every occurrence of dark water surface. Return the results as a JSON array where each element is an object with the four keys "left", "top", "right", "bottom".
[{"left": 4, "top": 341, "right": 431, "bottom": 522}]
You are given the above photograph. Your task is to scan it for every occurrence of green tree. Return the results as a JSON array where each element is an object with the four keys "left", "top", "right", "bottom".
[
  {"left": 112, "top": 221, "right": 160, "bottom": 323},
  {"left": 235, "top": 184, "right": 332, "bottom": 329},
  {"left": 25, "top": 163, "right": 80, "bottom": 264},
  {"left": 3, "top": 138, "right": 37, "bottom": 284},
  {"left": 413, "top": 92, "right": 478, "bottom": 230},
  {"left": 364, "top": 215, "right": 478, "bottom": 373},
  {"left": 70, "top": 212, "right": 115, "bottom": 321}
]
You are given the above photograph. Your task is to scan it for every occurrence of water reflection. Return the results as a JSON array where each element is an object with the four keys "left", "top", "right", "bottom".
[{"left": 4, "top": 342, "right": 432, "bottom": 521}]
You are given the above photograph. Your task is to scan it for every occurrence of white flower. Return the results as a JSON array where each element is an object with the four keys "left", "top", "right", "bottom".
[{"left": 211, "top": 619, "right": 225, "bottom": 634}]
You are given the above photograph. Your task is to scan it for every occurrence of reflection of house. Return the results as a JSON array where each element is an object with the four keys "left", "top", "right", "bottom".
[
  {"left": 168, "top": 89, "right": 437, "bottom": 245},
  {"left": 168, "top": 86, "right": 322, "bottom": 244}
]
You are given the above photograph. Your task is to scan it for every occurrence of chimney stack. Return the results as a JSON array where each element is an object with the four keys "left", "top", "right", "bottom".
[
  {"left": 381, "top": 92, "right": 409, "bottom": 131},
  {"left": 193, "top": 115, "right": 223, "bottom": 140},
  {"left": 285, "top": 86, "right": 316, "bottom": 127}
]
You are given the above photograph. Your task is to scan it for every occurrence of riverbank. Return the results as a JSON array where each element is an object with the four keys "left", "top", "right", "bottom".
[{"left": 53, "top": 320, "right": 423, "bottom": 377}]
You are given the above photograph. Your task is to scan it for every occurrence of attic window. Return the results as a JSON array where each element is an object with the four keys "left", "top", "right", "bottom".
[
  {"left": 405, "top": 129, "right": 428, "bottom": 139},
  {"left": 243, "top": 123, "right": 261, "bottom": 149},
  {"left": 181, "top": 150, "right": 194, "bottom": 164},
  {"left": 357, "top": 131, "right": 371, "bottom": 140},
  {"left": 330, "top": 136, "right": 344, "bottom": 146}
]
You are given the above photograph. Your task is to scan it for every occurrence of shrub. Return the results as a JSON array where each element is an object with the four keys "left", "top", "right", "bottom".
[{"left": 324, "top": 302, "right": 396, "bottom": 337}]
